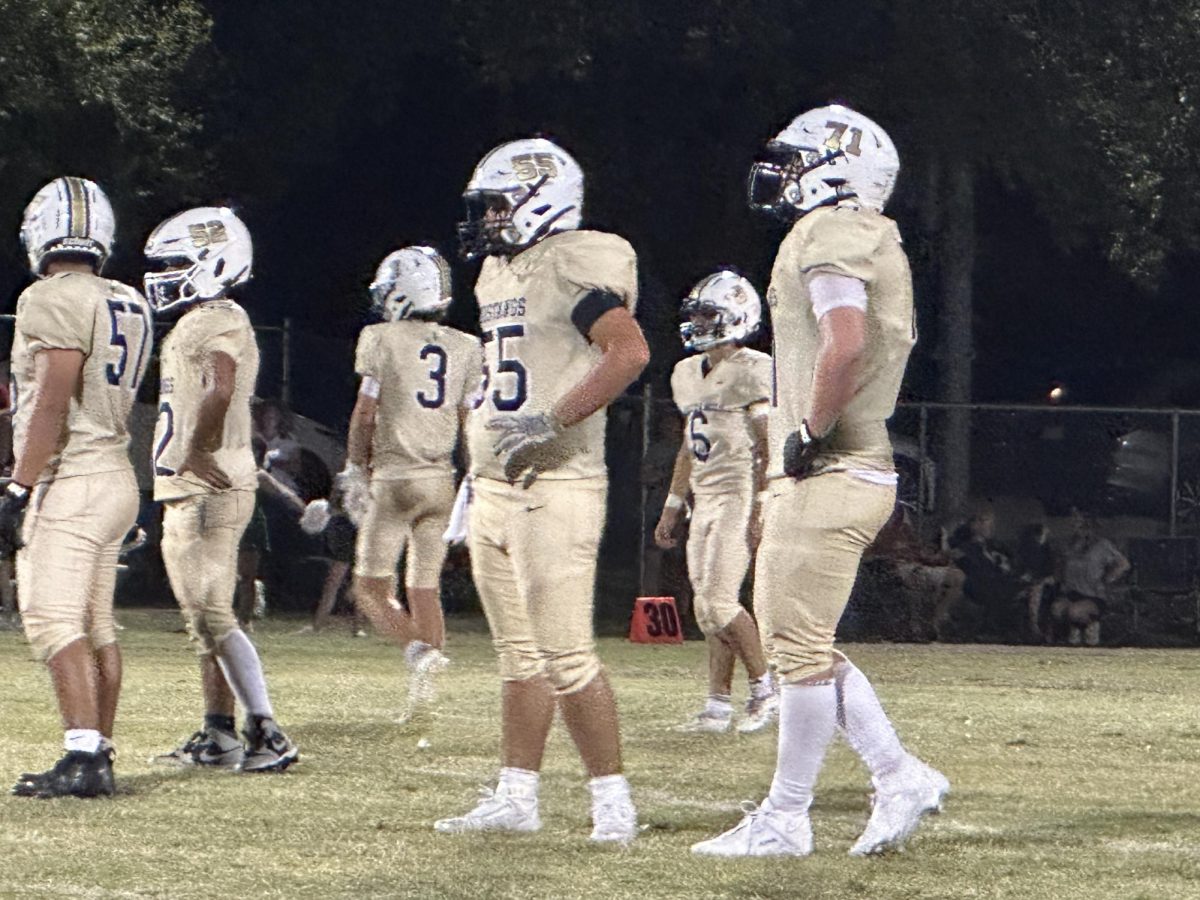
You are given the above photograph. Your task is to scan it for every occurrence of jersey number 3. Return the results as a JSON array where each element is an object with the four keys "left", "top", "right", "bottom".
[{"left": 417, "top": 344, "right": 448, "bottom": 409}]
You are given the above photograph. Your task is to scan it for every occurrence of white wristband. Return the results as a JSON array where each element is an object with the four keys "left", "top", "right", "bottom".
[
  {"left": 665, "top": 494, "right": 687, "bottom": 511},
  {"left": 359, "top": 376, "right": 381, "bottom": 399}
]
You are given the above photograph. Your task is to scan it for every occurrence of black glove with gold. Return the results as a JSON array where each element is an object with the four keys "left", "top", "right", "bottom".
[
  {"left": 0, "top": 481, "right": 31, "bottom": 550},
  {"left": 782, "top": 419, "right": 827, "bottom": 479}
]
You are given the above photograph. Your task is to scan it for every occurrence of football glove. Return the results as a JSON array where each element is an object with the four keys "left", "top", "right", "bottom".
[
  {"left": 486, "top": 412, "right": 563, "bottom": 486},
  {"left": 334, "top": 463, "right": 371, "bottom": 526},
  {"left": 0, "top": 482, "right": 31, "bottom": 550},
  {"left": 782, "top": 420, "right": 828, "bottom": 479},
  {"left": 300, "top": 499, "right": 332, "bottom": 535}
]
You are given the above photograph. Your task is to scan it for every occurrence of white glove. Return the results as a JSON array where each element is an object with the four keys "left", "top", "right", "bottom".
[
  {"left": 486, "top": 412, "right": 563, "bottom": 486},
  {"left": 300, "top": 499, "right": 332, "bottom": 535},
  {"left": 442, "top": 475, "right": 473, "bottom": 546},
  {"left": 335, "top": 463, "right": 371, "bottom": 526}
]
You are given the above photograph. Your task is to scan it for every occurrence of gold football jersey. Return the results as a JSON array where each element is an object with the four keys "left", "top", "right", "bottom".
[
  {"left": 153, "top": 300, "right": 259, "bottom": 500},
  {"left": 467, "top": 229, "right": 638, "bottom": 482},
  {"left": 670, "top": 347, "right": 770, "bottom": 494},
  {"left": 11, "top": 272, "right": 152, "bottom": 484},
  {"left": 355, "top": 320, "right": 482, "bottom": 479},
  {"left": 766, "top": 205, "right": 915, "bottom": 478}
]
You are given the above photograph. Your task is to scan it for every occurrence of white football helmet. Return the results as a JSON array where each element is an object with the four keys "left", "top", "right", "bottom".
[
  {"left": 143, "top": 206, "right": 253, "bottom": 315},
  {"left": 680, "top": 270, "right": 762, "bottom": 351},
  {"left": 369, "top": 246, "right": 452, "bottom": 321},
  {"left": 20, "top": 176, "right": 116, "bottom": 274},
  {"left": 748, "top": 105, "right": 899, "bottom": 218},
  {"left": 458, "top": 137, "right": 584, "bottom": 260}
]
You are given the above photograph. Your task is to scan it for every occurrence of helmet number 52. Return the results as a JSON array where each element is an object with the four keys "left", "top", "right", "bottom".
[{"left": 481, "top": 324, "right": 527, "bottom": 411}]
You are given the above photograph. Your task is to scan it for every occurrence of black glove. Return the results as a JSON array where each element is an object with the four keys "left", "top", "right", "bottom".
[
  {"left": 0, "top": 482, "right": 31, "bottom": 550},
  {"left": 782, "top": 420, "right": 827, "bottom": 479}
]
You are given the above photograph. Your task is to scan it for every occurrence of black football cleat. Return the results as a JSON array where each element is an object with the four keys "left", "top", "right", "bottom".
[
  {"left": 12, "top": 750, "right": 114, "bottom": 799},
  {"left": 239, "top": 716, "right": 298, "bottom": 773}
]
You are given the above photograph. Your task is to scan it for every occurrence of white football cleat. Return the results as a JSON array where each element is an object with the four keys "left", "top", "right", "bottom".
[
  {"left": 590, "top": 795, "right": 638, "bottom": 844},
  {"left": 736, "top": 693, "right": 780, "bottom": 734},
  {"left": 849, "top": 756, "right": 949, "bottom": 856},
  {"left": 434, "top": 785, "right": 541, "bottom": 834},
  {"left": 691, "top": 799, "right": 813, "bottom": 857},
  {"left": 674, "top": 709, "right": 732, "bottom": 734}
]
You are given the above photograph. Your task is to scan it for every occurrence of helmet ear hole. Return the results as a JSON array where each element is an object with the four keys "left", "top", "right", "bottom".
[{"left": 213, "top": 259, "right": 226, "bottom": 279}]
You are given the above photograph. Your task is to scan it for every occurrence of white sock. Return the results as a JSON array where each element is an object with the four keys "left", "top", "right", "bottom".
[
  {"left": 216, "top": 629, "right": 274, "bottom": 718},
  {"left": 766, "top": 682, "right": 837, "bottom": 812},
  {"left": 64, "top": 729, "right": 102, "bottom": 754},
  {"left": 588, "top": 773, "right": 631, "bottom": 803},
  {"left": 705, "top": 694, "right": 733, "bottom": 717},
  {"left": 834, "top": 658, "right": 907, "bottom": 780},
  {"left": 749, "top": 673, "right": 775, "bottom": 701},
  {"left": 498, "top": 767, "right": 540, "bottom": 797},
  {"left": 405, "top": 640, "right": 433, "bottom": 668}
]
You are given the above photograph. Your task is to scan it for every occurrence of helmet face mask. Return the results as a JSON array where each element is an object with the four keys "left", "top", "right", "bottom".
[
  {"left": 749, "top": 106, "right": 899, "bottom": 219},
  {"left": 20, "top": 177, "right": 116, "bottom": 275},
  {"left": 458, "top": 138, "right": 583, "bottom": 261},
  {"left": 369, "top": 246, "right": 452, "bottom": 322},
  {"left": 143, "top": 207, "right": 252, "bottom": 315},
  {"left": 679, "top": 270, "right": 762, "bottom": 352}
]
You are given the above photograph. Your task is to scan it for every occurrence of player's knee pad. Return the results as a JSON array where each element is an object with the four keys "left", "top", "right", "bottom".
[
  {"left": 545, "top": 647, "right": 602, "bottom": 695},
  {"left": 21, "top": 609, "right": 87, "bottom": 663},
  {"left": 495, "top": 641, "right": 544, "bottom": 682},
  {"left": 700, "top": 598, "right": 743, "bottom": 636},
  {"left": 186, "top": 606, "right": 240, "bottom": 656}
]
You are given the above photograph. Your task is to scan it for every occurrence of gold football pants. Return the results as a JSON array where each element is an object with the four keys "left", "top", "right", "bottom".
[{"left": 755, "top": 472, "right": 895, "bottom": 683}]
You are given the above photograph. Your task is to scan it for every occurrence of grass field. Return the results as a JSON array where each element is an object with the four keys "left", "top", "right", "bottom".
[{"left": 1, "top": 610, "right": 1199, "bottom": 899}]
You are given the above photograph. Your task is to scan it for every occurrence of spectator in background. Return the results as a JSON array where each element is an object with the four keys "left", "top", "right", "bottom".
[
  {"left": 1051, "top": 511, "right": 1130, "bottom": 646},
  {"left": 1013, "top": 523, "right": 1058, "bottom": 642},
  {"left": 947, "top": 507, "right": 1025, "bottom": 642},
  {"left": 254, "top": 399, "right": 302, "bottom": 494},
  {"left": 865, "top": 503, "right": 965, "bottom": 642}
]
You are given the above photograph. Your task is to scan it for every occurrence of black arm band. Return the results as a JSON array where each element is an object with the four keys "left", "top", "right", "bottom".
[{"left": 571, "top": 289, "right": 624, "bottom": 340}]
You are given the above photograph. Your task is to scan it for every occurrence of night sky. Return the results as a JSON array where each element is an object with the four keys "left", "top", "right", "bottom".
[{"left": 5, "top": 2, "right": 1195, "bottom": 425}]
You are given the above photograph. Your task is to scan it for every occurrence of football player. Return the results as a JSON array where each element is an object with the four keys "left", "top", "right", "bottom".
[
  {"left": 654, "top": 270, "right": 777, "bottom": 734},
  {"left": 145, "top": 206, "right": 298, "bottom": 773},
  {"left": 336, "top": 245, "right": 482, "bottom": 717},
  {"left": 4, "top": 177, "right": 150, "bottom": 798},
  {"left": 693, "top": 106, "right": 948, "bottom": 858},
  {"left": 434, "top": 137, "right": 648, "bottom": 843}
]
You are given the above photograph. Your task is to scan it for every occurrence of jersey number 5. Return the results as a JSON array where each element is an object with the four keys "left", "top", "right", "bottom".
[
  {"left": 480, "top": 324, "right": 528, "bottom": 411},
  {"left": 106, "top": 298, "right": 151, "bottom": 390}
]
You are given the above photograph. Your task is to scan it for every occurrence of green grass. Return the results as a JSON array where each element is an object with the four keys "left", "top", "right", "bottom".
[{"left": 1, "top": 611, "right": 1198, "bottom": 899}]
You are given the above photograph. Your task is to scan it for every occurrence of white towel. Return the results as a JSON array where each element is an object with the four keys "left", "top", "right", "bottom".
[{"left": 443, "top": 476, "right": 473, "bottom": 545}]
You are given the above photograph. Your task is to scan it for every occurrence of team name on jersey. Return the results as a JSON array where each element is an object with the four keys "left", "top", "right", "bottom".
[{"left": 479, "top": 298, "right": 527, "bottom": 326}]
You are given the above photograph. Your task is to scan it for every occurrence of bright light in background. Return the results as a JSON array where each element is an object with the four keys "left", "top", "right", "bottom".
[{"left": 1048, "top": 383, "right": 1066, "bottom": 403}]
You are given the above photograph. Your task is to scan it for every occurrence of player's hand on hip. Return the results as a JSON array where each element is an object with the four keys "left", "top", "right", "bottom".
[
  {"left": 179, "top": 449, "right": 232, "bottom": 491},
  {"left": 782, "top": 419, "right": 828, "bottom": 480},
  {"left": 0, "top": 482, "right": 31, "bottom": 550},
  {"left": 487, "top": 413, "right": 562, "bottom": 486}
]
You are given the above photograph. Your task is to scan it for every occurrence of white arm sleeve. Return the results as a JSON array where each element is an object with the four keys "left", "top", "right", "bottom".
[
  {"left": 359, "top": 375, "right": 381, "bottom": 399},
  {"left": 808, "top": 272, "right": 868, "bottom": 319}
]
